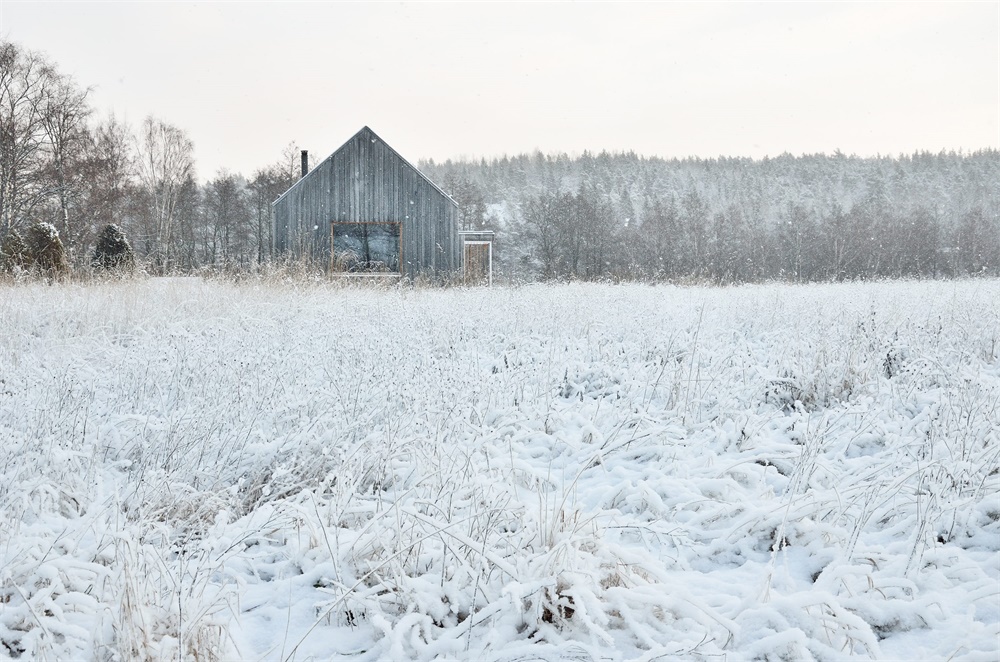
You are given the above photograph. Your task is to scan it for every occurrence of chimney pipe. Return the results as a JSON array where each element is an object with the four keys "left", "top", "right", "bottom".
[{"left": 300, "top": 150, "right": 308, "bottom": 179}]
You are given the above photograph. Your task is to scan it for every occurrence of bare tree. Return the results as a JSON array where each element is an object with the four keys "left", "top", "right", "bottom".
[
  {"left": 167, "top": 175, "right": 201, "bottom": 271},
  {"left": 75, "top": 114, "right": 133, "bottom": 253},
  {"left": 39, "top": 73, "right": 90, "bottom": 258},
  {"left": 680, "top": 188, "right": 710, "bottom": 277},
  {"left": 135, "top": 116, "right": 194, "bottom": 272},
  {"left": 0, "top": 42, "right": 59, "bottom": 233},
  {"left": 521, "top": 193, "right": 561, "bottom": 278},
  {"left": 203, "top": 170, "right": 252, "bottom": 269},
  {"left": 248, "top": 145, "right": 300, "bottom": 265},
  {"left": 576, "top": 186, "right": 614, "bottom": 280}
]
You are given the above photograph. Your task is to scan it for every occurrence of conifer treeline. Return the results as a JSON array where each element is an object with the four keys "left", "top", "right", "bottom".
[{"left": 423, "top": 149, "right": 999, "bottom": 282}]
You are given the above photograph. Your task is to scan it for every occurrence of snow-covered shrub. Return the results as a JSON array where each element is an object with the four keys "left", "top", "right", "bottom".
[
  {"left": 0, "top": 229, "right": 29, "bottom": 274},
  {"left": 91, "top": 223, "right": 136, "bottom": 275},
  {"left": 24, "top": 221, "right": 69, "bottom": 276}
]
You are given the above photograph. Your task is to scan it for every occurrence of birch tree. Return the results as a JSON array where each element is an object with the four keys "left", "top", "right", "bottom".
[
  {"left": 78, "top": 115, "right": 133, "bottom": 244},
  {"left": 135, "top": 116, "right": 194, "bottom": 272},
  {"left": 0, "top": 42, "right": 58, "bottom": 233},
  {"left": 39, "top": 73, "right": 90, "bottom": 256}
]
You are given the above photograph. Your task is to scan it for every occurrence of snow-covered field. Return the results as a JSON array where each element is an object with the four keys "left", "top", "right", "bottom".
[{"left": 1, "top": 278, "right": 998, "bottom": 661}]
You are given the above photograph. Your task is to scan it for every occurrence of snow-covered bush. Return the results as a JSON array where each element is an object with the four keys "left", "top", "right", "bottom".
[
  {"left": 24, "top": 221, "right": 69, "bottom": 276},
  {"left": 91, "top": 223, "right": 136, "bottom": 275},
  {"left": 0, "top": 229, "right": 28, "bottom": 274}
]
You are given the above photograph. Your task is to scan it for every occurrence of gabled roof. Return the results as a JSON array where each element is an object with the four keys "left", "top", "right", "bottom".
[{"left": 272, "top": 126, "right": 458, "bottom": 207}]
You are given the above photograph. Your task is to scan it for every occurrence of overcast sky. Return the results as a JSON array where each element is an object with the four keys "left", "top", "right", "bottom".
[{"left": 2, "top": 2, "right": 997, "bottom": 181}]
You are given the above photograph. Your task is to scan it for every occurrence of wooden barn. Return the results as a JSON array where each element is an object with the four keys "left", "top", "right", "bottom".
[{"left": 272, "top": 126, "right": 462, "bottom": 279}]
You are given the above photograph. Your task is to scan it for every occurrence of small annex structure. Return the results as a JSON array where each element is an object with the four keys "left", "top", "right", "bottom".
[
  {"left": 458, "top": 230, "right": 494, "bottom": 286},
  {"left": 272, "top": 126, "right": 461, "bottom": 280}
]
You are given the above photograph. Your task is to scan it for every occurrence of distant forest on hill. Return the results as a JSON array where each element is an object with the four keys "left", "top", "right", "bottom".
[
  {"left": 421, "top": 149, "right": 1000, "bottom": 281},
  {"left": 2, "top": 39, "right": 998, "bottom": 282}
]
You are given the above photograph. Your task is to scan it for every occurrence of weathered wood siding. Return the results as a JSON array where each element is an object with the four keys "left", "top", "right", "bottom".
[{"left": 273, "top": 126, "right": 460, "bottom": 279}]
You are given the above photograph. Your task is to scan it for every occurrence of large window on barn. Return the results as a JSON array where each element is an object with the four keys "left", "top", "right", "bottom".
[{"left": 331, "top": 222, "right": 401, "bottom": 274}]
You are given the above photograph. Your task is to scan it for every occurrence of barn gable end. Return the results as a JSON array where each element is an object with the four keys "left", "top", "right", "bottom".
[{"left": 272, "top": 126, "right": 460, "bottom": 279}]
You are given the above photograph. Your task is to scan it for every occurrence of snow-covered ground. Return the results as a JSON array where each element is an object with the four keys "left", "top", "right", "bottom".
[{"left": 1, "top": 278, "right": 997, "bottom": 661}]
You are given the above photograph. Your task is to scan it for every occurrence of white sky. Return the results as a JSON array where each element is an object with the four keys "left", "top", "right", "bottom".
[{"left": 2, "top": 2, "right": 998, "bottom": 181}]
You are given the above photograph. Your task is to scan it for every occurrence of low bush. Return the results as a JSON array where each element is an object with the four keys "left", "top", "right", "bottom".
[
  {"left": 24, "top": 222, "right": 69, "bottom": 276},
  {"left": 92, "top": 223, "right": 136, "bottom": 275}
]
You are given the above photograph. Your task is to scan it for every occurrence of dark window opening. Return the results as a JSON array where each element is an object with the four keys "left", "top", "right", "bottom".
[{"left": 332, "top": 222, "right": 401, "bottom": 273}]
